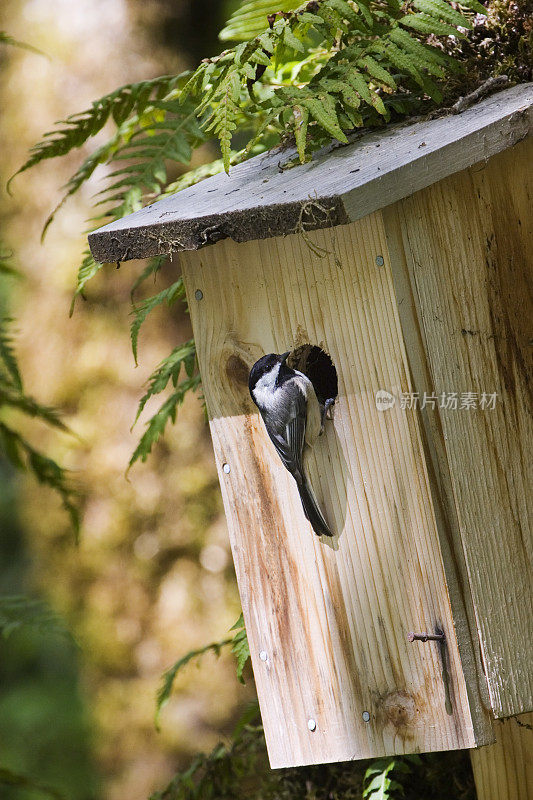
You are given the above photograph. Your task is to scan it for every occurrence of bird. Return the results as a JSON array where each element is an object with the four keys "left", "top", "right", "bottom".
[{"left": 249, "top": 350, "right": 333, "bottom": 537}]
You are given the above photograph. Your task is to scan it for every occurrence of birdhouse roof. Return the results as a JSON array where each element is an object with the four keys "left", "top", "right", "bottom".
[{"left": 88, "top": 83, "right": 532, "bottom": 263}]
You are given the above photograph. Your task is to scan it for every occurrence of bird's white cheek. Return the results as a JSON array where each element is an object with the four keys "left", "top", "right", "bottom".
[{"left": 252, "top": 366, "right": 280, "bottom": 409}]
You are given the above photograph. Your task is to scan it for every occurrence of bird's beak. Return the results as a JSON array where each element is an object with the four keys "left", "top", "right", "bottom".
[{"left": 280, "top": 350, "right": 291, "bottom": 365}]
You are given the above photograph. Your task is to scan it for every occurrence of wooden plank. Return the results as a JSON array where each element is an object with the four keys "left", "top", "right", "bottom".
[
  {"left": 88, "top": 84, "right": 533, "bottom": 263},
  {"left": 385, "top": 138, "right": 533, "bottom": 719},
  {"left": 180, "top": 213, "right": 487, "bottom": 769},
  {"left": 471, "top": 713, "right": 533, "bottom": 800},
  {"left": 383, "top": 203, "right": 494, "bottom": 740}
]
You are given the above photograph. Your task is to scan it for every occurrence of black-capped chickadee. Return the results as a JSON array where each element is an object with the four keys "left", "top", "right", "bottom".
[{"left": 249, "top": 351, "right": 333, "bottom": 537}]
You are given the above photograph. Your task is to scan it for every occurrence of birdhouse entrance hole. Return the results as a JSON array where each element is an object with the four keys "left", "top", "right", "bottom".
[{"left": 286, "top": 345, "right": 338, "bottom": 408}]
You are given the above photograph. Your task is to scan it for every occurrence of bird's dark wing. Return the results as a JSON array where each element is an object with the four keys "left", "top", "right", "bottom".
[{"left": 263, "top": 384, "right": 307, "bottom": 484}]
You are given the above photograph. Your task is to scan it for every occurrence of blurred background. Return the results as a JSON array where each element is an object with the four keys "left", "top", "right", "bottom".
[{"left": 0, "top": 2, "right": 254, "bottom": 799}]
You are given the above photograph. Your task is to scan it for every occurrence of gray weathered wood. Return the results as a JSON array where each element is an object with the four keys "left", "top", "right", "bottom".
[{"left": 88, "top": 84, "right": 533, "bottom": 263}]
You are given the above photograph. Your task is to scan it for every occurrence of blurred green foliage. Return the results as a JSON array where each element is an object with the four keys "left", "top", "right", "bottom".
[{"left": 0, "top": 458, "right": 98, "bottom": 800}]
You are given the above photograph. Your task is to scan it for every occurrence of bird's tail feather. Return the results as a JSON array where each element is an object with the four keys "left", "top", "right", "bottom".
[{"left": 297, "top": 479, "right": 333, "bottom": 537}]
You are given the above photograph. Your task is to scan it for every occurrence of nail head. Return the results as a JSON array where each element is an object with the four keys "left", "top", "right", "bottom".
[
  {"left": 222, "top": 463, "right": 231, "bottom": 474},
  {"left": 408, "top": 631, "right": 445, "bottom": 643},
  {"left": 259, "top": 650, "right": 268, "bottom": 661},
  {"left": 376, "top": 255, "right": 385, "bottom": 266},
  {"left": 195, "top": 289, "right": 203, "bottom": 301},
  {"left": 307, "top": 718, "right": 316, "bottom": 731},
  {"left": 362, "top": 711, "right": 370, "bottom": 722}
]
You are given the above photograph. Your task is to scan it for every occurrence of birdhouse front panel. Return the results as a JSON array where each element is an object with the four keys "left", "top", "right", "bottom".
[
  {"left": 88, "top": 85, "right": 533, "bottom": 770},
  {"left": 180, "top": 211, "right": 491, "bottom": 768}
]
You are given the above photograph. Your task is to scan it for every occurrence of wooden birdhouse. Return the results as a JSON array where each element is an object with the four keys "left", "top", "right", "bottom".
[{"left": 89, "top": 84, "right": 533, "bottom": 777}]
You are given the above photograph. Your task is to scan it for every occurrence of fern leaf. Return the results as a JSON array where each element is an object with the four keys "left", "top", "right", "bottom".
[
  {"left": 0, "top": 318, "right": 23, "bottom": 390},
  {"left": 130, "top": 257, "right": 165, "bottom": 301},
  {"left": 41, "top": 136, "right": 122, "bottom": 239},
  {"left": 0, "top": 423, "right": 80, "bottom": 538},
  {"left": 130, "top": 280, "right": 184, "bottom": 365},
  {"left": 400, "top": 12, "right": 464, "bottom": 36},
  {"left": 0, "top": 594, "right": 69, "bottom": 640},
  {"left": 0, "top": 380, "right": 68, "bottom": 431},
  {"left": 412, "top": 0, "right": 472, "bottom": 27},
  {"left": 456, "top": 0, "right": 486, "bottom": 13},
  {"left": 283, "top": 26, "right": 305, "bottom": 53},
  {"left": 10, "top": 75, "right": 181, "bottom": 188},
  {"left": 155, "top": 613, "right": 249, "bottom": 727},
  {"left": 69, "top": 253, "right": 103, "bottom": 316},
  {"left": 0, "top": 765, "right": 65, "bottom": 800},
  {"left": 0, "top": 248, "right": 20, "bottom": 277},
  {"left": 155, "top": 636, "right": 233, "bottom": 727},
  {"left": 128, "top": 375, "right": 200, "bottom": 469},
  {"left": 0, "top": 31, "right": 44, "bottom": 56},
  {"left": 133, "top": 340, "right": 196, "bottom": 425},
  {"left": 369, "top": 89, "right": 388, "bottom": 116},
  {"left": 386, "top": 27, "right": 453, "bottom": 76},
  {"left": 219, "top": 0, "right": 302, "bottom": 42},
  {"left": 293, "top": 104, "right": 309, "bottom": 162},
  {"left": 383, "top": 41, "right": 425, "bottom": 84},
  {"left": 360, "top": 55, "right": 397, "bottom": 89},
  {"left": 301, "top": 95, "right": 348, "bottom": 143},
  {"left": 346, "top": 69, "right": 373, "bottom": 104},
  {"left": 329, "top": 0, "right": 367, "bottom": 27},
  {"left": 204, "top": 70, "right": 242, "bottom": 172},
  {"left": 363, "top": 756, "right": 415, "bottom": 800},
  {"left": 230, "top": 613, "right": 250, "bottom": 684}
]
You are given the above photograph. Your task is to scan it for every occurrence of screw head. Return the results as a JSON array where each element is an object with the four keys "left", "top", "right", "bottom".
[
  {"left": 362, "top": 711, "right": 370, "bottom": 722},
  {"left": 222, "top": 463, "right": 231, "bottom": 474},
  {"left": 307, "top": 718, "right": 316, "bottom": 731},
  {"left": 195, "top": 289, "right": 203, "bottom": 301},
  {"left": 375, "top": 255, "right": 385, "bottom": 267},
  {"left": 259, "top": 650, "right": 268, "bottom": 662}
]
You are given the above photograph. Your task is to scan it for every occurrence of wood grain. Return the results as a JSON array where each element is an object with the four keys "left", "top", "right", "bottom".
[
  {"left": 181, "top": 213, "right": 489, "bottom": 768},
  {"left": 89, "top": 85, "right": 533, "bottom": 262},
  {"left": 384, "top": 138, "right": 533, "bottom": 719},
  {"left": 471, "top": 713, "right": 533, "bottom": 800}
]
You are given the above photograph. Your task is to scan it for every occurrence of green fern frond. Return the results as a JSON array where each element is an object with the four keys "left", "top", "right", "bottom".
[
  {"left": 0, "top": 318, "right": 23, "bottom": 390},
  {"left": 0, "top": 378, "right": 68, "bottom": 431},
  {"left": 10, "top": 74, "right": 182, "bottom": 189},
  {"left": 0, "top": 765, "right": 65, "bottom": 800},
  {"left": 400, "top": 12, "right": 465, "bottom": 36},
  {"left": 130, "top": 279, "right": 185, "bottom": 365},
  {"left": 69, "top": 252, "right": 103, "bottom": 316},
  {"left": 456, "top": 0, "right": 486, "bottom": 13},
  {"left": 360, "top": 55, "right": 397, "bottom": 90},
  {"left": 302, "top": 94, "right": 348, "bottom": 141},
  {"left": 130, "top": 257, "right": 165, "bottom": 301},
  {"left": 363, "top": 756, "right": 418, "bottom": 800},
  {"left": 155, "top": 636, "right": 233, "bottom": 727},
  {"left": 204, "top": 70, "right": 243, "bottom": 171},
  {"left": 220, "top": 1, "right": 303, "bottom": 42},
  {"left": 0, "top": 31, "right": 44, "bottom": 56},
  {"left": 230, "top": 613, "right": 250, "bottom": 683},
  {"left": 0, "top": 594, "right": 70, "bottom": 640},
  {"left": 41, "top": 137, "right": 123, "bottom": 239},
  {"left": 133, "top": 340, "right": 196, "bottom": 425},
  {"left": 128, "top": 374, "right": 201, "bottom": 469},
  {"left": 155, "top": 614, "right": 249, "bottom": 727},
  {"left": 412, "top": 0, "right": 472, "bottom": 27},
  {"left": 0, "top": 422, "right": 79, "bottom": 537},
  {"left": 184, "top": 0, "right": 474, "bottom": 164},
  {"left": 293, "top": 104, "right": 310, "bottom": 161}
]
